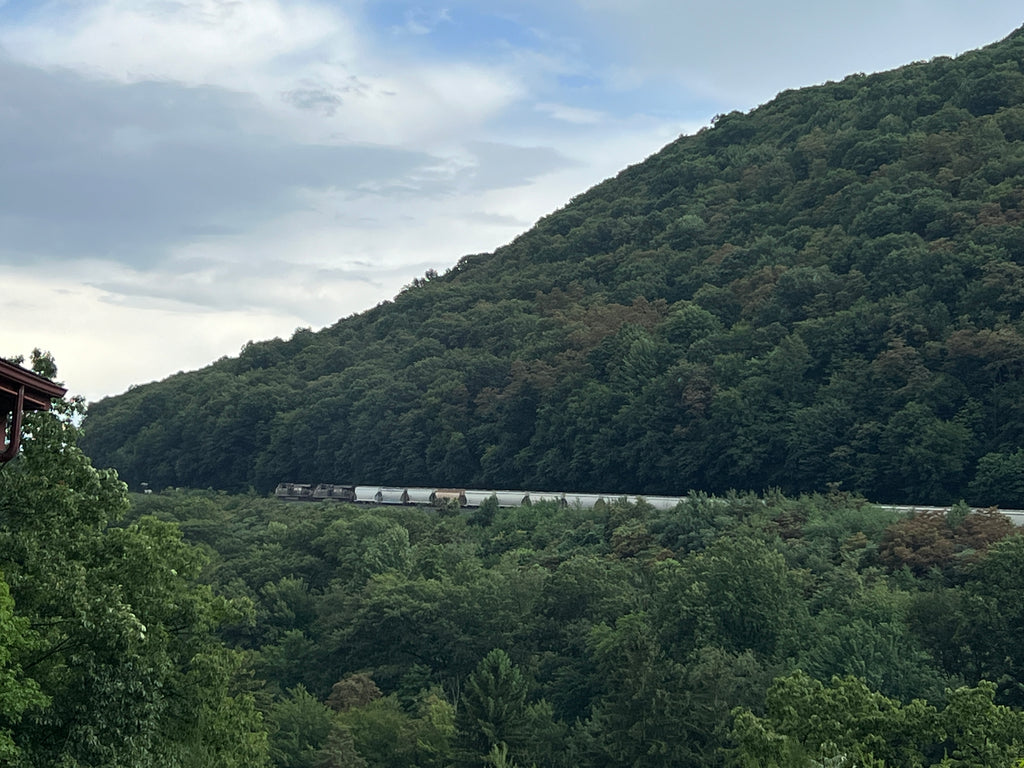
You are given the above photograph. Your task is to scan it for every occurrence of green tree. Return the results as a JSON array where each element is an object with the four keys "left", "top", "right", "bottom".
[
  {"left": 268, "top": 686, "right": 335, "bottom": 768},
  {"left": 313, "top": 724, "right": 366, "bottom": 768},
  {"left": 940, "top": 681, "right": 1024, "bottom": 767},
  {"left": 455, "top": 649, "right": 531, "bottom": 766},
  {"left": 0, "top": 354, "right": 269, "bottom": 766},
  {"left": 969, "top": 449, "right": 1024, "bottom": 507},
  {"left": 658, "top": 534, "right": 807, "bottom": 658},
  {"left": 336, "top": 695, "right": 421, "bottom": 768},
  {"left": 729, "top": 671, "right": 1024, "bottom": 768},
  {"left": 0, "top": 571, "right": 46, "bottom": 763},
  {"left": 587, "top": 612, "right": 699, "bottom": 766},
  {"left": 728, "top": 671, "right": 940, "bottom": 768},
  {"left": 948, "top": 535, "right": 1024, "bottom": 704}
]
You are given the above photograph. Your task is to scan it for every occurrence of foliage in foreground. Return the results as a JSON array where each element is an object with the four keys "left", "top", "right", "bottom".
[
  {"left": 0, "top": 352, "right": 269, "bottom": 767},
  {"left": 126, "top": 484, "right": 1024, "bottom": 768}
]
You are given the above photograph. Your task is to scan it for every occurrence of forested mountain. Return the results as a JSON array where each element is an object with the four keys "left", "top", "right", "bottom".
[{"left": 84, "top": 26, "right": 1024, "bottom": 506}]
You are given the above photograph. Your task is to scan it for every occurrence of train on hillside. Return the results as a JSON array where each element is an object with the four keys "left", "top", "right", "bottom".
[
  {"left": 273, "top": 482, "right": 1024, "bottom": 525},
  {"left": 274, "top": 482, "right": 685, "bottom": 511}
]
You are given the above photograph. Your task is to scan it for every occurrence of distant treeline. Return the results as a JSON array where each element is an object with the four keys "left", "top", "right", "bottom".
[{"left": 84, "top": 25, "right": 1024, "bottom": 506}]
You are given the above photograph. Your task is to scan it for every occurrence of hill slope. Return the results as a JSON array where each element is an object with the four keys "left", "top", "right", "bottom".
[{"left": 83, "top": 26, "right": 1024, "bottom": 506}]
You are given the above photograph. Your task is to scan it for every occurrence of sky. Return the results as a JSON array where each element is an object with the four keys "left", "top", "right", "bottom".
[{"left": 2, "top": 1, "right": 1022, "bottom": 402}]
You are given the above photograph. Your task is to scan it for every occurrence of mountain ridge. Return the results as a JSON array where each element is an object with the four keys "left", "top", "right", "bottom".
[{"left": 83, "top": 24, "right": 1024, "bottom": 506}]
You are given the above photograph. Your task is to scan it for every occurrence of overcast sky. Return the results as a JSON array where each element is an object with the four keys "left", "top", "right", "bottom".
[{"left": 3, "top": 0, "right": 1022, "bottom": 402}]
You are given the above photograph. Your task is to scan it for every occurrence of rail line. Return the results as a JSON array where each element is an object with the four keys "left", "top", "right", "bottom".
[{"left": 274, "top": 483, "right": 1024, "bottom": 525}]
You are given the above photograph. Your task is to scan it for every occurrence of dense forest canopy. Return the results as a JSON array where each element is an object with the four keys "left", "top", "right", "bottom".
[
  {"left": 9, "top": 372, "right": 1024, "bottom": 765},
  {"left": 83, "top": 25, "right": 1024, "bottom": 506},
  {"left": 119, "top": 485, "right": 1024, "bottom": 768}
]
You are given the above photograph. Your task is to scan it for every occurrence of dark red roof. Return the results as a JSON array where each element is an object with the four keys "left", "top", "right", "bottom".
[
  {"left": 0, "top": 359, "right": 66, "bottom": 411},
  {"left": 1, "top": 359, "right": 67, "bottom": 462}
]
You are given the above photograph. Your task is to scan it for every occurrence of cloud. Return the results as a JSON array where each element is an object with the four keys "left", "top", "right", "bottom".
[
  {"left": 535, "top": 101, "right": 607, "bottom": 124},
  {"left": 478, "top": 141, "right": 580, "bottom": 189},
  {"left": 0, "top": 36, "right": 572, "bottom": 274},
  {"left": 12, "top": 133, "right": 583, "bottom": 323},
  {"left": 0, "top": 56, "right": 448, "bottom": 265},
  {"left": 280, "top": 81, "right": 352, "bottom": 116},
  {"left": 2, "top": 264, "right": 310, "bottom": 403},
  {"left": 0, "top": 0, "right": 349, "bottom": 86},
  {"left": 0, "top": 0, "right": 533, "bottom": 143},
  {"left": 397, "top": 7, "right": 453, "bottom": 36},
  {"left": 572, "top": 0, "right": 1024, "bottom": 108}
]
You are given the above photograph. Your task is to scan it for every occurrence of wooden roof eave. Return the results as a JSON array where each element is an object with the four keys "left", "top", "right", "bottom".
[{"left": 0, "top": 359, "right": 68, "bottom": 463}]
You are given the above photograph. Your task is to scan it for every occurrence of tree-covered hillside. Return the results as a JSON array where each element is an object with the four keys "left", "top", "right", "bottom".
[
  {"left": 8, "top": 354, "right": 1024, "bottom": 766},
  {"left": 84, "top": 26, "right": 1024, "bottom": 506}
]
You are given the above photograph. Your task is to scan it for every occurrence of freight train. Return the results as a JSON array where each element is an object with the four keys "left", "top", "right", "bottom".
[
  {"left": 274, "top": 482, "right": 683, "bottom": 510},
  {"left": 273, "top": 482, "right": 1024, "bottom": 524}
]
